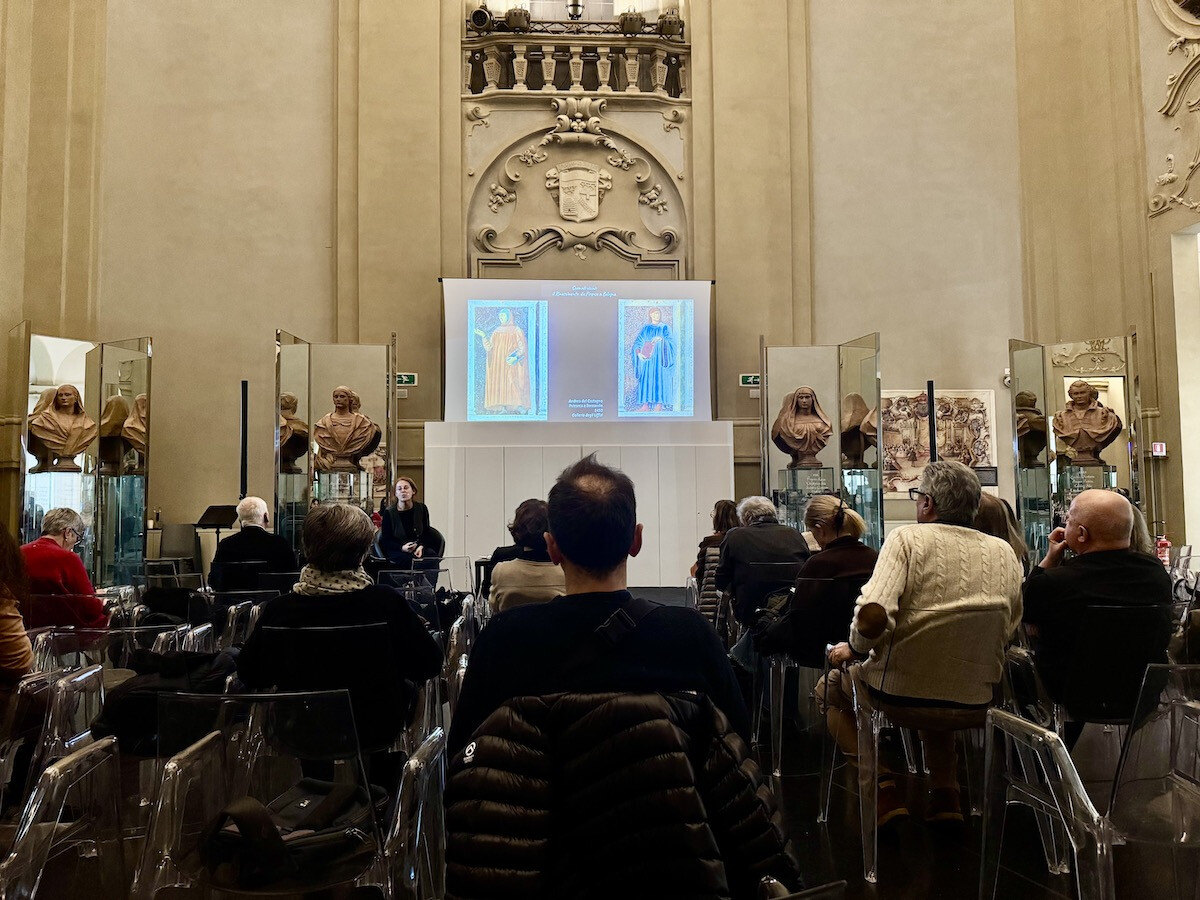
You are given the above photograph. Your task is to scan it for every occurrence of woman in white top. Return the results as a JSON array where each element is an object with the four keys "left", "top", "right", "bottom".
[{"left": 489, "top": 499, "right": 566, "bottom": 614}]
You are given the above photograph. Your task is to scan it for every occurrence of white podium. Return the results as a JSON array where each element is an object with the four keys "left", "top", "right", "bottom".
[{"left": 423, "top": 421, "right": 734, "bottom": 588}]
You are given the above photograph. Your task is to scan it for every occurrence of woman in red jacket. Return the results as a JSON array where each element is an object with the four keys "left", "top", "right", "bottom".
[{"left": 18, "top": 507, "right": 107, "bottom": 629}]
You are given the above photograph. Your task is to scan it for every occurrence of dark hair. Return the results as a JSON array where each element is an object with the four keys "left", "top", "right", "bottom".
[
  {"left": 302, "top": 504, "right": 376, "bottom": 572},
  {"left": 548, "top": 454, "right": 636, "bottom": 577},
  {"left": 0, "top": 523, "right": 29, "bottom": 607},
  {"left": 972, "top": 493, "right": 1028, "bottom": 567},
  {"left": 711, "top": 499, "right": 738, "bottom": 534},
  {"left": 508, "top": 499, "right": 550, "bottom": 552}
]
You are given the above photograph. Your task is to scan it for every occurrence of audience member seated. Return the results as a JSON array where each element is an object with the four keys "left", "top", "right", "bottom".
[
  {"left": 754, "top": 494, "right": 878, "bottom": 668},
  {"left": 481, "top": 498, "right": 548, "bottom": 602},
  {"left": 818, "top": 461, "right": 1022, "bottom": 825},
  {"left": 0, "top": 524, "right": 34, "bottom": 693},
  {"left": 209, "top": 496, "right": 298, "bottom": 589},
  {"left": 446, "top": 691, "right": 799, "bottom": 899},
  {"left": 378, "top": 475, "right": 443, "bottom": 571},
  {"left": 18, "top": 507, "right": 106, "bottom": 629},
  {"left": 692, "top": 498, "right": 738, "bottom": 620},
  {"left": 237, "top": 503, "right": 443, "bottom": 750},
  {"left": 973, "top": 493, "right": 1029, "bottom": 572},
  {"left": 448, "top": 454, "right": 751, "bottom": 755},
  {"left": 1022, "top": 488, "right": 1173, "bottom": 744},
  {"left": 488, "top": 499, "right": 565, "bottom": 614},
  {"left": 714, "top": 496, "right": 811, "bottom": 626}
]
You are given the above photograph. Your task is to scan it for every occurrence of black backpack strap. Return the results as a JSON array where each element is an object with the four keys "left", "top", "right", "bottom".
[
  {"left": 201, "top": 796, "right": 288, "bottom": 874},
  {"left": 559, "top": 595, "right": 660, "bottom": 680}
]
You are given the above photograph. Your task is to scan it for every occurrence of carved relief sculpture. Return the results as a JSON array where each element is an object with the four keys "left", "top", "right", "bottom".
[
  {"left": 1051, "top": 380, "right": 1122, "bottom": 467},
  {"left": 840, "top": 393, "right": 871, "bottom": 469},
  {"left": 313, "top": 386, "right": 382, "bottom": 473},
  {"left": 27, "top": 384, "right": 98, "bottom": 473},
  {"left": 97, "top": 395, "right": 131, "bottom": 476},
  {"left": 772, "top": 386, "right": 833, "bottom": 469},
  {"left": 1014, "top": 391, "right": 1049, "bottom": 468},
  {"left": 279, "top": 392, "right": 310, "bottom": 475},
  {"left": 122, "top": 394, "right": 149, "bottom": 474}
]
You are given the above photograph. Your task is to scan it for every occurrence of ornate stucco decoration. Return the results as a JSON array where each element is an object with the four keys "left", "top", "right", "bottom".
[
  {"left": 1148, "top": 0, "right": 1200, "bottom": 216},
  {"left": 1050, "top": 339, "right": 1126, "bottom": 375},
  {"left": 472, "top": 97, "right": 680, "bottom": 270}
]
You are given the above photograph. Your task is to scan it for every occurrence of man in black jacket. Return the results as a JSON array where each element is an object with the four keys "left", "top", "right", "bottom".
[
  {"left": 448, "top": 454, "right": 750, "bottom": 754},
  {"left": 210, "top": 497, "right": 298, "bottom": 587},
  {"left": 1023, "top": 489, "right": 1173, "bottom": 742},
  {"left": 714, "top": 497, "right": 810, "bottom": 626}
]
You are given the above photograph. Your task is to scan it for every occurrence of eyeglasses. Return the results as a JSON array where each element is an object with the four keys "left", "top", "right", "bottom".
[{"left": 908, "top": 489, "right": 928, "bottom": 502}]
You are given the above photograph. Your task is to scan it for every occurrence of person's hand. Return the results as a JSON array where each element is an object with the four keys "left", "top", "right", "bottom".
[
  {"left": 414, "top": 546, "right": 424, "bottom": 559},
  {"left": 402, "top": 541, "right": 417, "bottom": 553},
  {"left": 1039, "top": 527, "right": 1068, "bottom": 569},
  {"left": 828, "top": 642, "right": 855, "bottom": 667}
]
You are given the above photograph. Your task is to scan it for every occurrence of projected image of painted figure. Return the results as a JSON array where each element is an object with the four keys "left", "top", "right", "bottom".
[
  {"left": 631, "top": 306, "right": 676, "bottom": 411},
  {"left": 474, "top": 308, "right": 531, "bottom": 414}
]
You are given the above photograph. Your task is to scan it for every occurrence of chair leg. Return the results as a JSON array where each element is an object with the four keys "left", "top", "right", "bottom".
[
  {"left": 770, "top": 657, "right": 785, "bottom": 778},
  {"left": 959, "top": 728, "right": 984, "bottom": 817},
  {"left": 900, "top": 726, "right": 922, "bottom": 775},
  {"left": 854, "top": 695, "right": 881, "bottom": 883},
  {"left": 978, "top": 727, "right": 1010, "bottom": 900}
]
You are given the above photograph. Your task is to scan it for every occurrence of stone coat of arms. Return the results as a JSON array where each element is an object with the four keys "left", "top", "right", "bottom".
[{"left": 546, "top": 161, "right": 612, "bottom": 223}]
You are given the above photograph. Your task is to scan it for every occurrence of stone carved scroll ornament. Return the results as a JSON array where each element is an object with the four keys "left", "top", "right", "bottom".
[{"left": 1148, "top": 2, "right": 1200, "bottom": 216}]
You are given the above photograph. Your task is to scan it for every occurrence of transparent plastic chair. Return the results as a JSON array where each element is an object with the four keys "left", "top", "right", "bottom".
[
  {"left": 135, "top": 690, "right": 385, "bottom": 898},
  {"left": 447, "top": 654, "right": 468, "bottom": 718},
  {"left": 24, "top": 664, "right": 106, "bottom": 803},
  {"left": 0, "top": 671, "right": 64, "bottom": 813},
  {"left": 759, "top": 876, "right": 848, "bottom": 898},
  {"left": 218, "top": 601, "right": 253, "bottom": 650},
  {"left": 845, "top": 603, "right": 1013, "bottom": 883},
  {"left": 0, "top": 736, "right": 126, "bottom": 900},
  {"left": 32, "top": 626, "right": 186, "bottom": 675},
  {"left": 181, "top": 623, "right": 215, "bottom": 653},
  {"left": 373, "top": 726, "right": 446, "bottom": 899}
]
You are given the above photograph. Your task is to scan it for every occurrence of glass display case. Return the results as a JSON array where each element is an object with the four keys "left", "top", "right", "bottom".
[
  {"left": 275, "top": 332, "right": 396, "bottom": 562},
  {"left": 760, "top": 333, "right": 883, "bottom": 548},
  {"left": 1009, "top": 333, "right": 1140, "bottom": 553},
  {"left": 9, "top": 324, "right": 151, "bottom": 587}
]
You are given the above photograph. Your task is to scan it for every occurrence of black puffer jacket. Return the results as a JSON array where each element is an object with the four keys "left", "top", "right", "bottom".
[{"left": 445, "top": 691, "right": 799, "bottom": 900}]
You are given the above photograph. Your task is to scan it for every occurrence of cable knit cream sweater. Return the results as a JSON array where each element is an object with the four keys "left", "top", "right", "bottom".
[{"left": 848, "top": 523, "right": 1023, "bottom": 705}]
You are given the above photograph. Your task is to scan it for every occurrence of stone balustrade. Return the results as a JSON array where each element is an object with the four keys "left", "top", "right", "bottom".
[{"left": 462, "top": 34, "right": 689, "bottom": 99}]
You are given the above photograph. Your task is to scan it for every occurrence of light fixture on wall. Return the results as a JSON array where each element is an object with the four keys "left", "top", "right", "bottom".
[
  {"left": 657, "top": 6, "right": 683, "bottom": 37},
  {"left": 566, "top": 0, "right": 584, "bottom": 21},
  {"left": 619, "top": 6, "right": 646, "bottom": 35},
  {"left": 505, "top": 2, "right": 530, "bottom": 31},
  {"left": 469, "top": 1, "right": 494, "bottom": 33}
]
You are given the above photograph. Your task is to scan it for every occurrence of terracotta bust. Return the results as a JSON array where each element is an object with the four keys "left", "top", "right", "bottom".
[
  {"left": 1014, "top": 390, "right": 1049, "bottom": 468},
  {"left": 313, "top": 385, "right": 382, "bottom": 473},
  {"left": 27, "top": 384, "right": 97, "bottom": 473},
  {"left": 279, "top": 392, "right": 310, "bottom": 475},
  {"left": 98, "top": 394, "right": 131, "bottom": 476},
  {"left": 771, "top": 385, "right": 833, "bottom": 469},
  {"left": 840, "top": 393, "right": 871, "bottom": 469},
  {"left": 1052, "top": 380, "right": 1121, "bottom": 467},
  {"left": 122, "top": 394, "right": 149, "bottom": 474}
]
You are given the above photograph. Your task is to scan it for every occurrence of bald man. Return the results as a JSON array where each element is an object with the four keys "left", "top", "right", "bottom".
[{"left": 1023, "top": 489, "right": 1172, "bottom": 744}]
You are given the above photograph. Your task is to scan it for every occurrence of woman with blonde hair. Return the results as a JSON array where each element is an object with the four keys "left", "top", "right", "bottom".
[{"left": 755, "top": 493, "right": 878, "bottom": 668}]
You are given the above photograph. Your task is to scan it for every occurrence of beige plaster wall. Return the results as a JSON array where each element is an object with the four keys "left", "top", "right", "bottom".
[
  {"left": 97, "top": 0, "right": 337, "bottom": 522},
  {"left": 808, "top": 2, "right": 1024, "bottom": 505}
]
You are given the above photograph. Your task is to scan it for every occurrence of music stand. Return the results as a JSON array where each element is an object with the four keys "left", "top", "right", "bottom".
[{"left": 195, "top": 505, "right": 239, "bottom": 544}]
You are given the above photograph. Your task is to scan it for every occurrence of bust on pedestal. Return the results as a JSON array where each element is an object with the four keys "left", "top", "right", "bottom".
[
  {"left": 840, "top": 393, "right": 871, "bottom": 469},
  {"left": 313, "top": 386, "right": 381, "bottom": 473},
  {"left": 122, "top": 394, "right": 149, "bottom": 474},
  {"left": 771, "top": 385, "right": 833, "bottom": 469},
  {"left": 97, "top": 395, "right": 131, "bottom": 476},
  {"left": 1052, "top": 380, "right": 1121, "bottom": 467},
  {"left": 27, "top": 384, "right": 97, "bottom": 473},
  {"left": 279, "top": 392, "right": 310, "bottom": 474},
  {"left": 1015, "top": 390, "right": 1049, "bottom": 468}
]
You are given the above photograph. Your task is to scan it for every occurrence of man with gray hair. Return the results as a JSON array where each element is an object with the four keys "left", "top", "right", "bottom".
[
  {"left": 20, "top": 507, "right": 107, "bottom": 628},
  {"left": 211, "top": 496, "right": 298, "bottom": 589},
  {"left": 715, "top": 495, "right": 810, "bottom": 626},
  {"left": 821, "top": 460, "right": 1022, "bottom": 825}
]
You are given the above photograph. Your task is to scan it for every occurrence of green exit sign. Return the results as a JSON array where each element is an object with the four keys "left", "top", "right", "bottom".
[
  {"left": 739, "top": 373, "right": 761, "bottom": 387},
  {"left": 395, "top": 373, "right": 418, "bottom": 387}
]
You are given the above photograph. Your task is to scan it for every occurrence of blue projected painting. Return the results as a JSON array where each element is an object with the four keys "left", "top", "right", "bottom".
[
  {"left": 467, "top": 300, "right": 549, "bottom": 421},
  {"left": 618, "top": 299, "right": 694, "bottom": 417}
]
